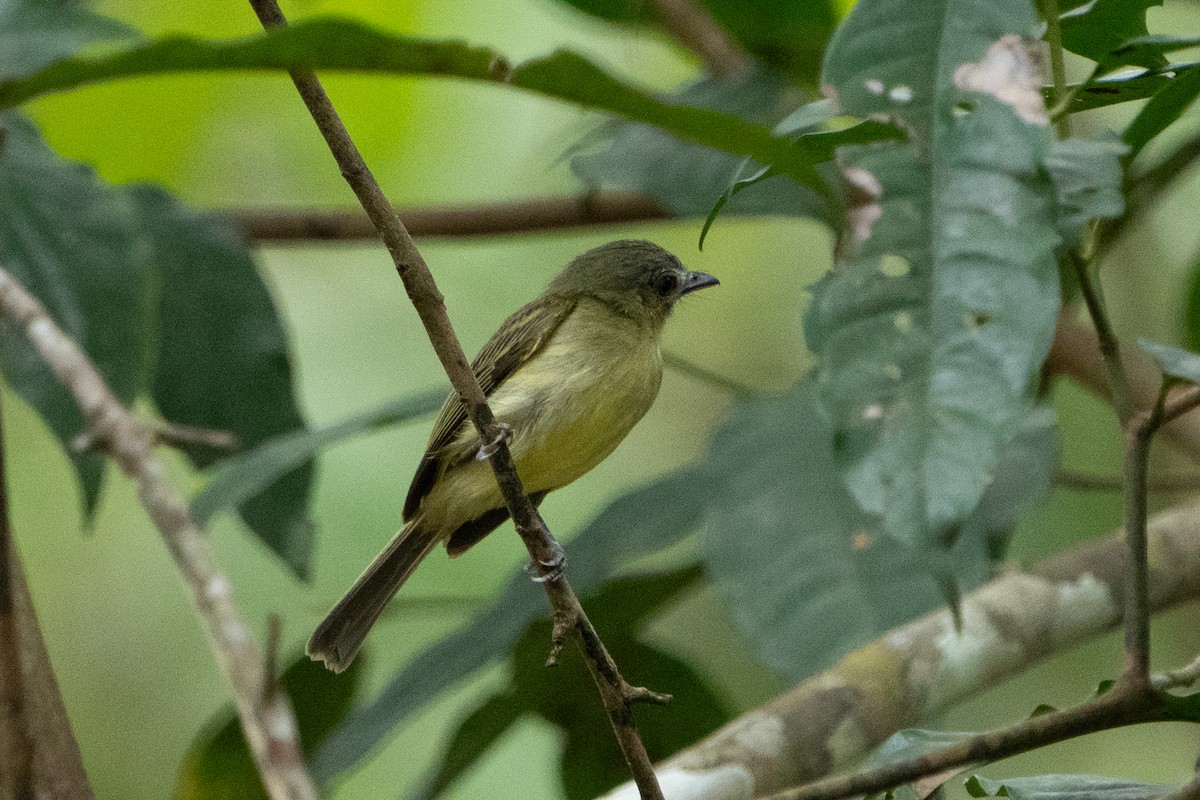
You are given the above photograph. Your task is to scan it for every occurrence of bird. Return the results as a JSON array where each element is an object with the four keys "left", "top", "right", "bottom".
[{"left": 307, "top": 240, "right": 719, "bottom": 672}]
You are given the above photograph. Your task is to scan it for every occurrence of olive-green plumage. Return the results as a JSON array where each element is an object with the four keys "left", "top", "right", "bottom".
[{"left": 308, "top": 240, "right": 718, "bottom": 672}]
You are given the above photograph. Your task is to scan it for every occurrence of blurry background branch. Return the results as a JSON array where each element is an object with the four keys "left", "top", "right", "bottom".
[
  {"left": 648, "top": 0, "right": 753, "bottom": 76},
  {"left": 0, "top": 267, "right": 317, "bottom": 800}
]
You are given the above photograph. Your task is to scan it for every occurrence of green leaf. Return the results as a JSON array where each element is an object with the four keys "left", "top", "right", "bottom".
[
  {"left": 126, "top": 187, "right": 315, "bottom": 576},
  {"left": 311, "top": 463, "right": 722, "bottom": 781},
  {"left": 1044, "top": 134, "right": 1127, "bottom": 247},
  {"left": 1137, "top": 338, "right": 1200, "bottom": 387},
  {"left": 191, "top": 390, "right": 444, "bottom": 528},
  {"left": 174, "top": 653, "right": 364, "bottom": 800},
  {"left": 0, "top": 18, "right": 829, "bottom": 186},
  {"left": 1102, "top": 35, "right": 1200, "bottom": 72},
  {"left": 810, "top": 1, "right": 1062, "bottom": 554},
  {"left": 571, "top": 68, "right": 831, "bottom": 222},
  {"left": 415, "top": 566, "right": 725, "bottom": 800},
  {"left": 0, "top": 111, "right": 156, "bottom": 515},
  {"left": 0, "top": 0, "right": 135, "bottom": 80},
  {"left": 1184, "top": 249, "right": 1200, "bottom": 355},
  {"left": 1065, "top": 63, "right": 1200, "bottom": 114},
  {"left": 965, "top": 774, "right": 1177, "bottom": 799},
  {"left": 1123, "top": 62, "right": 1200, "bottom": 159},
  {"left": 703, "top": 383, "right": 1006, "bottom": 682},
  {"left": 865, "top": 728, "right": 982, "bottom": 770},
  {"left": 1059, "top": 0, "right": 1164, "bottom": 68}
]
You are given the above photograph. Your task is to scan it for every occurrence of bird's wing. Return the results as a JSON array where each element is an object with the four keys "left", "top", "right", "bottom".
[{"left": 402, "top": 294, "right": 578, "bottom": 520}]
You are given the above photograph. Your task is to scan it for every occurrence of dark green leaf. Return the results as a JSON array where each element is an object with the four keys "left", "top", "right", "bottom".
[
  {"left": 0, "top": 0, "right": 135, "bottom": 80},
  {"left": 1029, "top": 703, "right": 1058, "bottom": 717},
  {"left": 703, "top": 383, "right": 998, "bottom": 681},
  {"left": 1101, "top": 35, "right": 1200, "bottom": 72},
  {"left": 1059, "top": 0, "right": 1164, "bottom": 68},
  {"left": 965, "top": 774, "right": 1176, "bottom": 799},
  {"left": 415, "top": 566, "right": 723, "bottom": 800},
  {"left": 810, "top": 0, "right": 1062, "bottom": 554},
  {"left": 571, "top": 68, "right": 830, "bottom": 221},
  {"left": 1066, "top": 63, "right": 1200, "bottom": 114},
  {"left": 1123, "top": 62, "right": 1200, "bottom": 159},
  {"left": 0, "top": 19, "right": 827, "bottom": 185},
  {"left": 174, "top": 653, "right": 364, "bottom": 800},
  {"left": 1184, "top": 248, "right": 1200, "bottom": 354},
  {"left": 1137, "top": 338, "right": 1200, "bottom": 387},
  {"left": 0, "top": 111, "right": 156, "bottom": 515},
  {"left": 130, "top": 187, "right": 313, "bottom": 577},
  {"left": 311, "top": 463, "right": 723, "bottom": 781},
  {"left": 1044, "top": 134, "right": 1127, "bottom": 246},
  {"left": 190, "top": 390, "right": 444, "bottom": 527}
]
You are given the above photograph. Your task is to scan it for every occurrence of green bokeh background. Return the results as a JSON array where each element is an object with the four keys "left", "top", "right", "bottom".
[{"left": 6, "top": 0, "right": 1200, "bottom": 797}]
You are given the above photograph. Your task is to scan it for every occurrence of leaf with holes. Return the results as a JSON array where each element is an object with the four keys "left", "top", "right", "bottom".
[{"left": 808, "top": 1, "right": 1064, "bottom": 558}]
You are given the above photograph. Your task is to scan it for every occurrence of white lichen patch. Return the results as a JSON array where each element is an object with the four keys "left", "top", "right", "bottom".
[
  {"left": 1047, "top": 572, "right": 1116, "bottom": 650},
  {"left": 865, "top": 78, "right": 885, "bottom": 94},
  {"left": 601, "top": 765, "right": 754, "bottom": 800},
  {"left": 953, "top": 34, "right": 1049, "bottom": 126},
  {"left": 924, "top": 597, "right": 1025, "bottom": 713}
]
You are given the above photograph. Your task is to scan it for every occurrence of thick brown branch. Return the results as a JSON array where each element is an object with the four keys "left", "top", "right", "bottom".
[
  {"left": 246, "top": 2, "right": 666, "bottom": 797},
  {"left": 233, "top": 193, "right": 669, "bottom": 243},
  {"left": 0, "top": 267, "right": 315, "bottom": 800}
]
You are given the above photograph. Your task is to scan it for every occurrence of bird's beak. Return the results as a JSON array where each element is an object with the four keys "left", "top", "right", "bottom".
[{"left": 680, "top": 271, "right": 720, "bottom": 295}]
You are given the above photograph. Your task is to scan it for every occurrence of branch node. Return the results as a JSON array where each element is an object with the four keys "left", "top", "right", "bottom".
[
  {"left": 546, "top": 605, "right": 576, "bottom": 667},
  {"left": 529, "top": 538, "right": 567, "bottom": 584},
  {"left": 625, "top": 684, "right": 672, "bottom": 707}
]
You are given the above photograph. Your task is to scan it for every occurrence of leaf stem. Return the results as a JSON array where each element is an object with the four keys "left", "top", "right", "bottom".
[
  {"left": 245, "top": 2, "right": 668, "bottom": 797},
  {"left": 1038, "top": 0, "right": 1072, "bottom": 139}
]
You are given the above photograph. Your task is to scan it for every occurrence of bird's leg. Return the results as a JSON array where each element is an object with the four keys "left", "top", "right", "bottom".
[
  {"left": 529, "top": 538, "right": 567, "bottom": 584},
  {"left": 474, "top": 422, "right": 513, "bottom": 461}
]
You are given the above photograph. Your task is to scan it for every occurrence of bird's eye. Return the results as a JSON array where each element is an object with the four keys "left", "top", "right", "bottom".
[{"left": 654, "top": 272, "right": 680, "bottom": 296}]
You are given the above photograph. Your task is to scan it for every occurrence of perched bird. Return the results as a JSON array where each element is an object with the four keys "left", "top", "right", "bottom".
[{"left": 308, "top": 240, "right": 719, "bottom": 672}]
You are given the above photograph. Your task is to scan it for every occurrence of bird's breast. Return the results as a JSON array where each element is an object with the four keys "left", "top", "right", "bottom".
[{"left": 487, "top": 302, "right": 663, "bottom": 493}]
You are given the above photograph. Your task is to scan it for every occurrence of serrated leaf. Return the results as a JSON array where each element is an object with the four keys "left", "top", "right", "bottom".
[
  {"left": 0, "top": 0, "right": 135, "bottom": 80},
  {"left": 1123, "top": 62, "right": 1200, "bottom": 159},
  {"left": 311, "top": 463, "right": 724, "bottom": 781},
  {"left": 191, "top": 390, "right": 444, "bottom": 528},
  {"left": 810, "top": 2, "right": 1062, "bottom": 555},
  {"left": 1137, "top": 338, "right": 1200, "bottom": 387},
  {"left": 129, "top": 187, "right": 313, "bottom": 577},
  {"left": 1044, "top": 134, "right": 1127, "bottom": 246},
  {"left": 0, "top": 19, "right": 829, "bottom": 187},
  {"left": 174, "top": 653, "right": 364, "bottom": 800},
  {"left": 415, "top": 566, "right": 722, "bottom": 800},
  {"left": 1059, "top": 1, "right": 1164, "bottom": 68},
  {"left": 966, "top": 774, "right": 1177, "bottom": 799},
  {"left": 0, "top": 111, "right": 156, "bottom": 515}
]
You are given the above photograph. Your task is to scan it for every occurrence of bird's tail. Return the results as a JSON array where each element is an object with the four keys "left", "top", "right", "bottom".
[{"left": 307, "top": 519, "right": 441, "bottom": 673}]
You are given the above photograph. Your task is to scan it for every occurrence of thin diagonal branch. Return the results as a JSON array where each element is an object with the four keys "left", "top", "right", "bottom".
[
  {"left": 246, "top": 2, "right": 667, "bottom": 797},
  {"left": 0, "top": 267, "right": 316, "bottom": 800}
]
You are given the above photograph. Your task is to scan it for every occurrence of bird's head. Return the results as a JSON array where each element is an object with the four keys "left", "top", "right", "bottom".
[{"left": 550, "top": 240, "right": 719, "bottom": 326}]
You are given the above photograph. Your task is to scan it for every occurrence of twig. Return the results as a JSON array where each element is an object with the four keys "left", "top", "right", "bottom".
[
  {"left": 762, "top": 685, "right": 1163, "bottom": 800},
  {"left": 1038, "top": 0, "right": 1072, "bottom": 140},
  {"left": 233, "top": 192, "right": 669, "bottom": 243},
  {"left": 648, "top": 0, "right": 752, "bottom": 76},
  {"left": 152, "top": 421, "right": 239, "bottom": 454},
  {"left": 1046, "top": 313, "right": 1200, "bottom": 464},
  {"left": 1154, "top": 651, "right": 1200, "bottom": 691},
  {"left": 0, "top": 267, "right": 316, "bottom": 800},
  {"left": 663, "top": 352, "right": 756, "bottom": 399},
  {"left": 246, "top": 2, "right": 667, "bottom": 797},
  {"left": 1055, "top": 469, "right": 1200, "bottom": 493},
  {"left": 1068, "top": 253, "right": 1134, "bottom": 423}
]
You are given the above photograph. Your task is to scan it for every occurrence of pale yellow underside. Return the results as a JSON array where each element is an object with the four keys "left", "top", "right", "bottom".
[{"left": 419, "top": 298, "right": 664, "bottom": 533}]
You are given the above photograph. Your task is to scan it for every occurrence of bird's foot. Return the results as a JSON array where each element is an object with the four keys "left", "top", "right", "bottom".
[
  {"left": 475, "top": 422, "right": 513, "bottom": 461},
  {"left": 528, "top": 540, "right": 566, "bottom": 584}
]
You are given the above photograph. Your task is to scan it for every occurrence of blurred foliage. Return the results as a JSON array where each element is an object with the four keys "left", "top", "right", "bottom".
[
  {"left": 4, "top": 0, "right": 1200, "bottom": 797},
  {"left": 963, "top": 773, "right": 1177, "bottom": 799}
]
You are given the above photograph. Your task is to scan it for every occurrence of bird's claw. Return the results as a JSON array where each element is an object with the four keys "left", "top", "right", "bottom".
[
  {"left": 528, "top": 541, "right": 566, "bottom": 584},
  {"left": 475, "top": 423, "right": 513, "bottom": 461}
]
